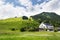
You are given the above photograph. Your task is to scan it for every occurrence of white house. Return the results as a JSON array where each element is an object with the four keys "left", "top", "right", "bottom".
[{"left": 39, "top": 22, "right": 54, "bottom": 31}]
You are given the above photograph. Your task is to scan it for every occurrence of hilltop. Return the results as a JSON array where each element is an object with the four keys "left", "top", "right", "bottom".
[
  {"left": 31, "top": 12, "right": 60, "bottom": 21},
  {"left": 31, "top": 12, "right": 60, "bottom": 27},
  {"left": 0, "top": 17, "right": 39, "bottom": 31}
]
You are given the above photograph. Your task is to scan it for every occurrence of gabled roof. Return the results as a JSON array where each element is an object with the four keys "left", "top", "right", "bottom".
[
  {"left": 44, "top": 23, "right": 52, "bottom": 26},
  {"left": 39, "top": 22, "right": 54, "bottom": 29}
]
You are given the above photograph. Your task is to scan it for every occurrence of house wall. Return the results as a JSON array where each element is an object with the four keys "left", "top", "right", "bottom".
[{"left": 39, "top": 23, "right": 47, "bottom": 29}]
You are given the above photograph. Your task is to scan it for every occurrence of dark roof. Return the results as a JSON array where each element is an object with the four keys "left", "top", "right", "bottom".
[{"left": 44, "top": 23, "right": 52, "bottom": 26}]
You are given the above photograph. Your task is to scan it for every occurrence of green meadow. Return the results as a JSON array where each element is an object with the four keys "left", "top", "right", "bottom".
[
  {"left": 0, "top": 17, "right": 39, "bottom": 30},
  {"left": 0, "top": 17, "right": 60, "bottom": 40},
  {"left": 0, "top": 31, "right": 60, "bottom": 40}
]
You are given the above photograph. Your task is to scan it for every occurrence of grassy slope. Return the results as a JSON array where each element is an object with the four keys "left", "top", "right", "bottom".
[
  {"left": 0, "top": 17, "right": 60, "bottom": 40},
  {"left": 0, "top": 17, "right": 39, "bottom": 30},
  {"left": 0, "top": 17, "right": 22, "bottom": 30},
  {"left": 0, "top": 32, "right": 60, "bottom": 40}
]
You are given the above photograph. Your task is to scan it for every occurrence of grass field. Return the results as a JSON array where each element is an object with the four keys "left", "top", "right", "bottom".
[
  {"left": 0, "top": 17, "right": 39, "bottom": 30},
  {"left": 0, "top": 18, "right": 60, "bottom": 40},
  {"left": 0, "top": 31, "right": 60, "bottom": 40}
]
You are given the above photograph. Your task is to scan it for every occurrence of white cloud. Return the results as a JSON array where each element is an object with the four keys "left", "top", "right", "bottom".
[
  {"left": 42, "top": 0, "right": 60, "bottom": 15},
  {"left": 0, "top": 0, "right": 28, "bottom": 19},
  {"left": 33, "top": 0, "right": 60, "bottom": 15},
  {"left": 19, "top": 0, "right": 32, "bottom": 7},
  {"left": 0, "top": 0, "right": 60, "bottom": 19}
]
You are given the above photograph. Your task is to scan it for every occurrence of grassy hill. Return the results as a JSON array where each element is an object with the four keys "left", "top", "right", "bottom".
[
  {"left": 0, "top": 13, "right": 60, "bottom": 40},
  {"left": 31, "top": 12, "right": 60, "bottom": 21},
  {"left": 0, "top": 32, "right": 60, "bottom": 40},
  {"left": 0, "top": 17, "right": 39, "bottom": 31},
  {"left": 31, "top": 12, "right": 60, "bottom": 27}
]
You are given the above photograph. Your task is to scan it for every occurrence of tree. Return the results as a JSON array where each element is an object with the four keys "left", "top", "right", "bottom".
[
  {"left": 22, "top": 16, "right": 28, "bottom": 20},
  {"left": 50, "top": 21, "right": 58, "bottom": 32},
  {"left": 20, "top": 20, "right": 39, "bottom": 32},
  {"left": 20, "top": 27, "right": 26, "bottom": 32},
  {"left": 15, "top": 16, "right": 17, "bottom": 18},
  {"left": 11, "top": 28, "right": 16, "bottom": 31}
]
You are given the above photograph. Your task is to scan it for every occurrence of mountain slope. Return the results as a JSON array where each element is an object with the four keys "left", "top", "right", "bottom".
[
  {"left": 31, "top": 12, "right": 60, "bottom": 27},
  {"left": 31, "top": 12, "right": 60, "bottom": 21}
]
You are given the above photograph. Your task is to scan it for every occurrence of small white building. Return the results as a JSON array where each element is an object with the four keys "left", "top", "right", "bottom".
[{"left": 39, "top": 22, "right": 54, "bottom": 31}]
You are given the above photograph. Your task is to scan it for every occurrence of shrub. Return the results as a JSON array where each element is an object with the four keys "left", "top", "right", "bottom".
[
  {"left": 11, "top": 28, "right": 16, "bottom": 31},
  {"left": 20, "top": 26, "right": 39, "bottom": 32},
  {"left": 20, "top": 27, "right": 26, "bottom": 32},
  {"left": 54, "top": 29, "right": 58, "bottom": 32},
  {"left": 22, "top": 16, "right": 28, "bottom": 20},
  {"left": 20, "top": 20, "right": 39, "bottom": 32}
]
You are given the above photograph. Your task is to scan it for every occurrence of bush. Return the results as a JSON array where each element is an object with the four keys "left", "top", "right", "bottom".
[
  {"left": 20, "top": 20, "right": 39, "bottom": 32},
  {"left": 20, "top": 26, "right": 39, "bottom": 32},
  {"left": 28, "top": 27, "right": 35, "bottom": 32},
  {"left": 20, "top": 27, "right": 26, "bottom": 32},
  {"left": 54, "top": 29, "right": 58, "bottom": 32},
  {"left": 22, "top": 16, "right": 28, "bottom": 20},
  {"left": 11, "top": 28, "right": 16, "bottom": 31}
]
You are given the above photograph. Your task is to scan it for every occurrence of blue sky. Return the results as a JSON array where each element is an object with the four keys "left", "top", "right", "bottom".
[
  {"left": 4, "top": 0, "right": 26, "bottom": 8},
  {"left": 31, "top": 0, "right": 50, "bottom": 5},
  {"left": 0, "top": 0, "right": 60, "bottom": 19},
  {"left": 4, "top": 0, "right": 50, "bottom": 8}
]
